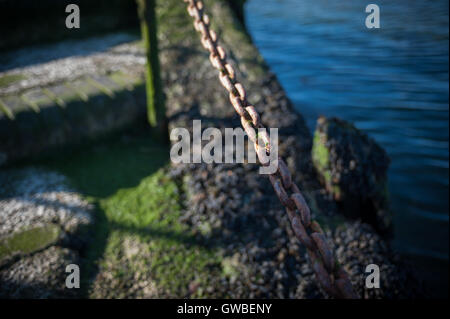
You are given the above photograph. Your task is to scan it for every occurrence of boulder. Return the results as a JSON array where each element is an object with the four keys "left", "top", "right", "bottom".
[{"left": 311, "top": 116, "right": 392, "bottom": 234}]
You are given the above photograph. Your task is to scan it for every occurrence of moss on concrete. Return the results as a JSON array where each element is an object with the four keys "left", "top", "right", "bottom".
[
  {"left": 0, "top": 224, "right": 61, "bottom": 261},
  {"left": 312, "top": 130, "right": 329, "bottom": 171},
  {"left": 93, "top": 169, "right": 220, "bottom": 297},
  {"left": 0, "top": 74, "right": 26, "bottom": 88},
  {"left": 312, "top": 129, "right": 333, "bottom": 189},
  {"left": 109, "top": 71, "right": 144, "bottom": 91},
  {"left": 46, "top": 85, "right": 85, "bottom": 107},
  {"left": 0, "top": 98, "right": 14, "bottom": 119},
  {"left": 312, "top": 126, "right": 344, "bottom": 199}
]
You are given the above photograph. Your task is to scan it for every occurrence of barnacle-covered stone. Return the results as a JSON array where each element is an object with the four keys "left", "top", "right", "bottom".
[{"left": 312, "top": 116, "right": 392, "bottom": 235}]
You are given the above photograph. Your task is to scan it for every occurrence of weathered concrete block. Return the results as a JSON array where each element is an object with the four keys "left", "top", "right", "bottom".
[
  {"left": 88, "top": 74, "right": 121, "bottom": 94},
  {"left": 69, "top": 79, "right": 103, "bottom": 100},
  {"left": 0, "top": 70, "right": 146, "bottom": 166},
  {"left": 311, "top": 116, "right": 392, "bottom": 234},
  {"left": 45, "top": 84, "right": 88, "bottom": 143},
  {"left": 0, "top": 98, "right": 17, "bottom": 165},
  {"left": 109, "top": 71, "right": 144, "bottom": 90},
  {"left": 22, "top": 89, "right": 67, "bottom": 151},
  {"left": 1, "top": 95, "right": 44, "bottom": 161}
]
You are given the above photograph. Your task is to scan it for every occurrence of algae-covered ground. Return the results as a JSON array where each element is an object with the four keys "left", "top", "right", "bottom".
[{"left": 34, "top": 129, "right": 223, "bottom": 298}]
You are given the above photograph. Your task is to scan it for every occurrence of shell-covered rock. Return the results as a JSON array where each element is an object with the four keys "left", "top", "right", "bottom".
[{"left": 312, "top": 116, "right": 392, "bottom": 234}]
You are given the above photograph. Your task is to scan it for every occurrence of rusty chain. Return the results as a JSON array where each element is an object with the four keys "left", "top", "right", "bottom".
[{"left": 183, "top": 0, "right": 358, "bottom": 299}]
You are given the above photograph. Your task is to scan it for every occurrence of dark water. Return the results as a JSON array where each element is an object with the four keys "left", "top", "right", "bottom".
[{"left": 245, "top": 0, "right": 449, "bottom": 295}]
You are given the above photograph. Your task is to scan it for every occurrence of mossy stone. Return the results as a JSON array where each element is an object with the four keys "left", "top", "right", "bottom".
[
  {"left": 0, "top": 74, "right": 26, "bottom": 88},
  {"left": 0, "top": 224, "right": 61, "bottom": 262},
  {"left": 311, "top": 116, "right": 392, "bottom": 234}
]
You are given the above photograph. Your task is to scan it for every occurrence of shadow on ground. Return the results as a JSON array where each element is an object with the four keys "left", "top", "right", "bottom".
[{"left": 29, "top": 127, "right": 223, "bottom": 298}]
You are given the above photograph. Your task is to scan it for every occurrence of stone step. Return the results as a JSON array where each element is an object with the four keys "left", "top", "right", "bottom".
[
  {"left": 0, "top": 30, "right": 148, "bottom": 166},
  {"left": 0, "top": 71, "right": 145, "bottom": 166}
]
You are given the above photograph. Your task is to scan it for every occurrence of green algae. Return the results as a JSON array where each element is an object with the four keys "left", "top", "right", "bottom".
[
  {"left": 0, "top": 225, "right": 61, "bottom": 261},
  {"left": 0, "top": 74, "right": 26, "bottom": 88}
]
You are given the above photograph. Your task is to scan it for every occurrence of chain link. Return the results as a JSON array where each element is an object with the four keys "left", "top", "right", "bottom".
[{"left": 183, "top": 0, "right": 359, "bottom": 299}]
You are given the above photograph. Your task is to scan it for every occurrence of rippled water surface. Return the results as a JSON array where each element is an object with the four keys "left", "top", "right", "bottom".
[{"left": 245, "top": 0, "right": 448, "bottom": 294}]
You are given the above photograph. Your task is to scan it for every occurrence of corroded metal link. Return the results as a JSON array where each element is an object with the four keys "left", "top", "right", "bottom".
[
  {"left": 289, "top": 182, "right": 301, "bottom": 194},
  {"left": 245, "top": 105, "right": 260, "bottom": 126},
  {"left": 234, "top": 82, "right": 246, "bottom": 101},
  {"left": 335, "top": 267, "right": 358, "bottom": 299},
  {"left": 291, "top": 192, "right": 311, "bottom": 227},
  {"left": 311, "top": 232, "right": 335, "bottom": 273},
  {"left": 217, "top": 45, "right": 227, "bottom": 60},
  {"left": 258, "top": 129, "right": 271, "bottom": 151},
  {"left": 241, "top": 117, "right": 257, "bottom": 143},
  {"left": 188, "top": 4, "right": 201, "bottom": 20},
  {"left": 219, "top": 72, "right": 235, "bottom": 92},
  {"left": 225, "top": 64, "right": 235, "bottom": 79},
  {"left": 197, "top": 20, "right": 209, "bottom": 37},
  {"left": 277, "top": 158, "right": 292, "bottom": 189},
  {"left": 203, "top": 14, "right": 210, "bottom": 25},
  {"left": 269, "top": 175, "right": 295, "bottom": 210},
  {"left": 308, "top": 249, "right": 338, "bottom": 297},
  {"left": 201, "top": 36, "right": 214, "bottom": 51},
  {"left": 310, "top": 220, "right": 324, "bottom": 234},
  {"left": 209, "top": 29, "right": 218, "bottom": 42},
  {"left": 229, "top": 93, "right": 246, "bottom": 117},
  {"left": 209, "top": 53, "right": 222, "bottom": 70},
  {"left": 285, "top": 207, "right": 296, "bottom": 222},
  {"left": 184, "top": 0, "right": 358, "bottom": 299},
  {"left": 291, "top": 216, "right": 316, "bottom": 250},
  {"left": 195, "top": 0, "right": 203, "bottom": 10},
  {"left": 254, "top": 141, "right": 269, "bottom": 165}
]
